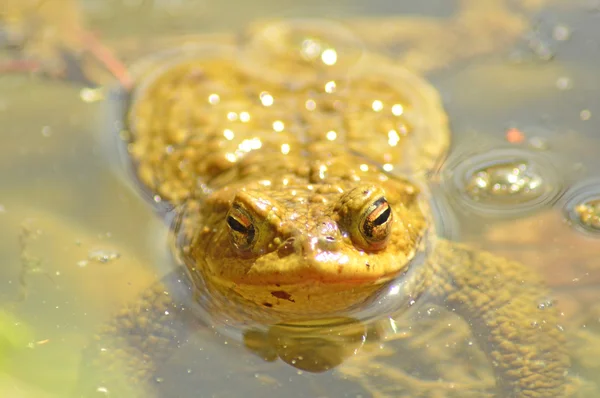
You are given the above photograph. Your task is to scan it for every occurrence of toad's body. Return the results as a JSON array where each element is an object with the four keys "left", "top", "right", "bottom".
[
  {"left": 80, "top": 21, "right": 569, "bottom": 398},
  {"left": 127, "top": 40, "right": 445, "bottom": 318}
]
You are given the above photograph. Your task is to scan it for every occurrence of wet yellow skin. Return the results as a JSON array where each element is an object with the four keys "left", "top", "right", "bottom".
[
  {"left": 127, "top": 39, "right": 446, "bottom": 321},
  {"left": 79, "top": 20, "right": 570, "bottom": 398},
  {"left": 186, "top": 171, "right": 427, "bottom": 317}
]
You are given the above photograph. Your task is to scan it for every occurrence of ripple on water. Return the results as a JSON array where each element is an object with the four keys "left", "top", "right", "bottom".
[
  {"left": 441, "top": 146, "right": 564, "bottom": 218},
  {"left": 562, "top": 178, "right": 600, "bottom": 237}
]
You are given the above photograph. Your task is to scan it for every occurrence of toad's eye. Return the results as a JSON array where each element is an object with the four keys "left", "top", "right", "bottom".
[
  {"left": 359, "top": 197, "right": 393, "bottom": 249},
  {"left": 227, "top": 205, "right": 256, "bottom": 251}
]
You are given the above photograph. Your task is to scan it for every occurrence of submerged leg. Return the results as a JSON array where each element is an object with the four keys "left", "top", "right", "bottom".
[
  {"left": 75, "top": 269, "right": 197, "bottom": 397},
  {"left": 419, "top": 239, "right": 570, "bottom": 397}
]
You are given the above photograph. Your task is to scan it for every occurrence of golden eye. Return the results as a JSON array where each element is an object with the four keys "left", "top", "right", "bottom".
[
  {"left": 359, "top": 197, "right": 393, "bottom": 249},
  {"left": 226, "top": 205, "right": 256, "bottom": 251}
]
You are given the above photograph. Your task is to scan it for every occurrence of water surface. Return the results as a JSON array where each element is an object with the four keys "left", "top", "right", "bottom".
[{"left": 1, "top": 0, "right": 599, "bottom": 396}]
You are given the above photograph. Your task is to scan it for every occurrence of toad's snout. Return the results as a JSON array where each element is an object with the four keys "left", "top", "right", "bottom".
[{"left": 276, "top": 222, "right": 343, "bottom": 259}]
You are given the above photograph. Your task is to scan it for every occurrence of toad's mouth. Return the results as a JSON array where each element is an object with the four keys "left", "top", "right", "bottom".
[
  {"left": 204, "top": 270, "right": 408, "bottom": 319},
  {"left": 207, "top": 247, "right": 419, "bottom": 287},
  {"left": 226, "top": 268, "right": 405, "bottom": 286},
  {"left": 200, "top": 240, "right": 423, "bottom": 288}
]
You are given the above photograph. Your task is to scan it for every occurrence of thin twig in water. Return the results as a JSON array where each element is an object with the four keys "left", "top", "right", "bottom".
[{"left": 77, "top": 28, "right": 133, "bottom": 90}]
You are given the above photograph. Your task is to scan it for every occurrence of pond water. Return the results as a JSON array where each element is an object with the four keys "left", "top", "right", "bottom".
[{"left": 1, "top": 0, "right": 599, "bottom": 397}]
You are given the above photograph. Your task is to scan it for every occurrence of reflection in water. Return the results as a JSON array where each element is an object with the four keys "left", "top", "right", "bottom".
[
  {"left": 569, "top": 304, "right": 600, "bottom": 394},
  {"left": 69, "top": 14, "right": 569, "bottom": 397},
  {"left": 1, "top": 1, "right": 600, "bottom": 398},
  {"left": 339, "top": 306, "right": 496, "bottom": 398},
  {"left": 244, "top": 318, "right": 367, "bottom": 373}
]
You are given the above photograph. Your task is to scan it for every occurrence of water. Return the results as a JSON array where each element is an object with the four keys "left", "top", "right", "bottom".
[{"left": 1, "top": 0, "right": 599, "bottom": 397}]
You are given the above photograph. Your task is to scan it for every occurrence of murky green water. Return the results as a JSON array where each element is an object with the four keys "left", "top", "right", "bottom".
[{"left": 1, "top": 0, "right": 599, "bottom": 397}]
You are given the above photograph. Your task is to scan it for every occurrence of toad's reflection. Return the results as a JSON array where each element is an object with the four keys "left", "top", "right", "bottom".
[{"left": 243, "top": 318, "right": 367, "bottom": 372}]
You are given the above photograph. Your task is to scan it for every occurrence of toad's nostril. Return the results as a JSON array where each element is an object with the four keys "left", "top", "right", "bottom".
[{"left": 318, "top": 235, "right": 339, "bottom": 250}]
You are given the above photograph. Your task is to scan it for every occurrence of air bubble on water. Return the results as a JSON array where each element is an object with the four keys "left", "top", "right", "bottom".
[
  {"left": 562, "top": 178, "right": 600, "bottom": 236},
  {"left": 552, "top": 24, "right": 571, "bottom": 41},
  {"left": 580, "top": 109, "right": 592, "bottom": 121},
  {"left": 442, "top": 146, "right": 563, "bottom": 218},
  {"left": 556, "top": 77, "right": 572, "bottom": 90},
  {"left": 88, "top": 249, "right": 121, "bottom": 264},
  {"left": 41, "top": 126, "right": 53, "bottom": 137}
]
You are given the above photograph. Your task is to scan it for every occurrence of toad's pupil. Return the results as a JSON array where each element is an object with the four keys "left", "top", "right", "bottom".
[
  {"left": 228, "top": 215, "right": 256, "bottom": 245},
  {"left": 228, "top": 215, "right": 250, "bottom": 233},
  {"left": 363, "top": 198, "right": 391, "bottom": 238},
  {"left": 372, "top": 204, "right": 391, "bottom": 226},
  {"left": 227, "top": 216, "right": 254, "bottom": 242}
]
